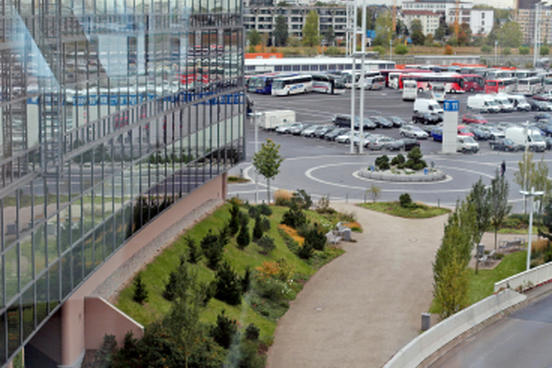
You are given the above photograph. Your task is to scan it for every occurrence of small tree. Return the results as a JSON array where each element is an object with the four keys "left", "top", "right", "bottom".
[
  {"left": 366, "top": 184, "right": 381, "bottom": 203},
  {"left": 229, "top": 201, "right": 241, "bottom": 236},
  {"left": 324, "top": 26, "right": 336, "bottom": 46},
  {"left": 252, "top": 139, "right": 284, "bottom": 203},
  {"left": 410, "top": 19, "right": 425, "bottom": 45},
  {"left": 201, "top": 230, "right": 224, "bottom": 269},
  {"left": 281, "top": 203, "right": 307, "bottom": 228},
  {"left": 489, "top": 171, "right": 512, "bottom": 249},
  {"left": 186, "top": 237, "right": 202, "bottom": 264},
  {"left": 133, "top": 273, "right": 148, "bottom": 304},
  {"left": 405, "top": 147, "right": 427, "bottom": 170},
  {"left": 210, "top": 310, "right": 238, "bottom": 349},
  {"left": 247, "top": 30, "right": 262, "bottom": 47},
  {"left": 241, "top": 267, "right": 251, "bottom": 293},
  {"left": 394, "top": 44, "right": 408, "bottom": 55},
  {"left": 252, "top": 216, "right": 263, "bottom": 241},
  {"left": 274, "top": 15, "right": 289, "bottom": 46},
  {"left": 304, "top": 226, "right": 326, "bottom": 251},
  {"left": 519, "top": 46, "right": 530, "bottom": 55},
  {"left": 302, "top": 10, "right": 320, "bottom": 47},
  {"left": 541, "top": 45, "right": 550, "bottom": 56},
  {"left": 298, "top": 241, "right": 314, "bottom": 259},
  {"left": 399, "top": 193, "right": 413, "bottom": 208},
  {"left": 466, "top": 178, "right": 491, "bottom": 246},
  {"left": 444, "top": 44, "right": 453, "bottom": 55},
  {"left": 214, "top": 262, "right": 242, "bottom": 305},
  {"left": 237, "top": 221, "right": 251, "bottom": 249},
  {"left": 433, "top": 256, "right": 469, "bottom": 317},
  {"left": 256, "top": 235, "right": 276, "bottom": 254}
]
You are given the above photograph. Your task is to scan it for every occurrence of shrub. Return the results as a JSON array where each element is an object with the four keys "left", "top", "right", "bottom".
[
  {"left": 298, "top": 241, "right": 314, "bottom": 259},
  {"left": 541, "top": 45, "right": 550, "bottom": 55},
  {"left": 339, "top": 211, "right": 357, "bottom": 222},
  {"left": 399, "top": 193, "right": 413, "bottom": 208},
  {"left": 132, "top": 273, "right": 148, "bottom": 304},
  {"left": 252, "top": 216, "right": 263, "bottom": 241},
  {"left": 395, "top": 44, "right": 408, "bottom": 55},
  {"left": 281, "top": 204, "right": 307, "bottom": 229},
  {"left": 372, "top": 45, "right": 385, "bottom": 56},
  {"left": 502, "top": 47, "right": 511, "bottom": 55},
  {"left": 214, "top": 262, "right": 242, "bottom": 305},
  {"left": 256, "top": 235, "right": 276, "bottom": 254},
  {"left": 248, "top": 205, "right": 259, "bottom": 218},
  {"left": 211, "top": 310, "right": 238, "bottom": 349},
  {"left": 186, "top": 237, "right": 202, "bottom": 264},
  {"left": 242, "top": 267, "right": 251, "bottom": 293},
  {"left": 261, "top": 216, "right": 271, "bottom": 232},
  {"left": 163, "top": 271, "right": 179, "bottom": 301},
  {"left": 405, "top": 147, "right": 427, "bottom": 170},
  {"left": 292, "top": 189, "right": 312, "bottom": 209},
  {"left": 519, "top": 46, "right": 530, "bottom": 55},
  {"left": 201, "top": 230, "right": 224, "bottom": 269},
  {"left": 315, "top": 195, "right": 335, "bottom": 214},
  {"left": 375, "top": 155, "right": 390, "bottom": 170},
  {"left": 304, "top": 225, "right": 327, "bottom": 251},
  {"left": 237, "top": 222, "right": 251, "bottom": 249},
  {"left": 229, "top": 201, "right": 240, "bottom": 236},
  {"left": 325, "top": 46, "right": 343, "bottom": 56},
  {"left": 258, "top": 203, "right": 272, "bottom": 216},
  {"left": 481, "top": 45, "right": 491, "bottom": 54},
  {"left": 444, "top": 45, "right": 453, "bottom": 55},
  {"left": 274, "top": 189, "right": 293, "bottom": 206},
  {"left": 391, "top": 154, "right": 405, "bottom": 166},
  {"left": 245, "top": 323, "right": 260, "bottom": 340}
]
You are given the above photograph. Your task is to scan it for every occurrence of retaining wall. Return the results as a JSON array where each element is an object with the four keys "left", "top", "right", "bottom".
[
  {"left": 494, "top": 261, "right": 552, "bottom": 293},
  {"left": 383, "top": 289, "right": 526, "bottom": 368}
]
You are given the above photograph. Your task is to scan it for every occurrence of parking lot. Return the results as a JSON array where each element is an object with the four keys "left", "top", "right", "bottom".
[{"left": 234, "top": 89, "right": 552, "bottom": 211}]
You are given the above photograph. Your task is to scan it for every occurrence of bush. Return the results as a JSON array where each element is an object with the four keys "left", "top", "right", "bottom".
[
  {"left": 315, "top": 195, "right": 335, "bottom": 214},
  {"left": 242, "top": 267, "right": 251, "bottom": 293},
  {"left": 214, "top": 262, "right": 243, "bottom": 305},
  {"left": 245, "top": 323, "right": 260, "bottom": 340},
  {"left": 399, "top": 193, "right": 413, "bottom": 208},
  {"left": 298, "top": 241, "right": 314, "bottom": 259},
  {"left": 292, "top": 189, "right": 312, "bottom": 209},
  {"left": 256, "top": 235, "right": 276, "bottom": 254},
  {"left": 372, "top": 45, "right": 385, "bottom": 56},
  {"left": 519, "top": 46, "right": 530, "bottom": 55},
  {"left": 281, "top": 204, "right": 307, "bottom": 229},
  {"left": 132, "top": 273, "right": 148, "bottom": 304},
  {"left": 248, "top": 205, "right": 259, "bottom": 218},
  {"left": 481, "top": 45, "right": 491, "bottom": 54},
  {"left": 405, "top": 147, "right": 427, "bottom": 170},
  {"left": 261, "top": 216, "right": 271, "bottom": 232},
  {"left": 211, "top": 310, "right": 238, "bottom": 349},
  {"left": 237, "top": 222, "right": 251, "bottom": 249},
  {"left": 391, "top": 154, "right": 405, "bottom": 166},
  {"left": 444, "top": 45, "right": 453, "bottom": 55},
  {"left": 252, "top": 216, "right": 263, "bottom": 241},
  {"left": 274, "top": 189, "right": 294, "bottom": 206},
  {"left": 502, "top": 47, "right": 511, "bottom": 55},
  {"left": 186, "top": 237, "right": 202, "bottom": 264},
  {"left": 163, "top": 271, "right": 179, "bottom": 301},
  {"left": 375, "top": 155, "right": 390, "bottom": 170},
  {"left": 229, "top": 201, "right": 241, "bottom": 236},
  {"left": 541, "top": 45, "right": 550, "bottom": 55},
  {"left": 258, "top": 203, "right": 272, "bottom": 216},
  {"left": 304, "top": 225, "right": 327, "bottom": 251},
  {"left": 395, "top": 44, "right": 408, "bottom": 55},
  {"left": 325, "top": 46, "right": 344, "bottom": 56},
  {"left": 201, "top": 230, "right": 224, "bottom": 269}
]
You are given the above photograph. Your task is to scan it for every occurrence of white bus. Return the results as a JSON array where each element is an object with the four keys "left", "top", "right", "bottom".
[
  {"left": 271, "top": 75, "right": 313, "bottom": 96},
  {"left": 430, "top": 83, "right": 446, "bottom": 102},
  {"left": 402, "top": 80, "right": 418, "bottom": 101},
  {"left": 516, "top": 77, "right": 542, "bottom": 95},
  {"left": 388, "top": 72, "right": 402, "bottom": 89},
  {"left": 245, "top": 57, "right": 395, "bottom": 74},
  {"left": 312, "top": 74, "right": 346, "bottom": 94}
]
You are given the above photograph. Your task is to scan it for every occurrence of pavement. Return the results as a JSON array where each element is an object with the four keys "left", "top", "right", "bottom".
[{"left": 266, "top": 202, "right": 449, "bottom": 368}]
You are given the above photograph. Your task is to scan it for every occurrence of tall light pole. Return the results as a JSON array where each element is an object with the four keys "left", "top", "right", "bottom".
[
  {"left": 359, "top": 0, "right": 367, "bottom": 153},
  {"left": 253, "top": 109, "right": 259, "bottom": 204},
  {"left": 494, "top": 40, "right": 498, "bottom": 65},
  {"left": 520, "top": 187, "right": 544, "bottom": 270},
  {"left": 350, "top": 0, "right": 358, "bottom": 154}
]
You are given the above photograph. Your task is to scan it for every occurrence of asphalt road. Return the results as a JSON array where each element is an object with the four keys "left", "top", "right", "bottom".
[
  {"left": 430, "top": 293, "right": 552, "bottom": 368},
  {"left": 232, "top": 89, "right": 552, "bottom": 211}
]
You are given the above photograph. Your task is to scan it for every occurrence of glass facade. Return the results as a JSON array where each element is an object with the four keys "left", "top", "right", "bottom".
[{"left": 0, "top": 0, "right": 244, "bottom": 363}]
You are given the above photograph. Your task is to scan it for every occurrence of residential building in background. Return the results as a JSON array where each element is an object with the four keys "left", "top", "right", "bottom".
[
  {"left": 244, "top": 6, "right": 348, "bottom": 44},
  {"left": 0, "top": 0, "right": 244, "bottom": 366},
  {"left": 516, "top": 1, "right": 552, "bottom": 44},
  {"left": 402, "top": 10, "right": 442, "bottom": 35}
]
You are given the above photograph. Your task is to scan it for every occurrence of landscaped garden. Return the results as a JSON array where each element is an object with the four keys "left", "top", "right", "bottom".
[{"left": 97, "top": 190, "right": 358, "bottom": 367}]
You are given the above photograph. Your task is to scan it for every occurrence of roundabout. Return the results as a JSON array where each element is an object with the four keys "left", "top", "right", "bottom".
[{"left": 356, "top": 167, "right": 447, "bottom": 182}]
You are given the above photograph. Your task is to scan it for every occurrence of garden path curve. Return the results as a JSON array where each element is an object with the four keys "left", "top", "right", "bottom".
[{"left": 266, "top": 203, "right": 449, "bottom": 368}]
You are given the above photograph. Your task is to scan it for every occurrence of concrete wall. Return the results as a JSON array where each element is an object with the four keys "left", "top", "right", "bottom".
[
  {"left": 494, "top": 261, "right": 552, "bottom": 293},
  {"left": 54, "top": 173, "right": 227, "bottom": 366},
  {"left": 84, "top": 297, "right": 143, "bottom": 350},
  {"left": 383, "top": 289, "right": 526, "bottom": 368}
]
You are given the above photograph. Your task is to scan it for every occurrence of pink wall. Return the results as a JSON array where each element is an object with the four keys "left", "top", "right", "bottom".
[
  {"left": 58, "top": 174, "right": 226, "bottom": 366},
  {"left": 84, "top": 297, "right": 143, "bottom": 350}
]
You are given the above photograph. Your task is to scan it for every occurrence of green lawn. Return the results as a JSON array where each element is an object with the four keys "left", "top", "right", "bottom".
[
  {"left": 227, "top": 175, "right": 250, "bottom": 184},
  {"left": 115, "top": 204, "right": 343, "bottom": 346},
  {"left": 429, "top": 251, "right": 526, "bottom": 314},
  {"left": 358, "top": 202, "right": 451, "bottom": 219}
]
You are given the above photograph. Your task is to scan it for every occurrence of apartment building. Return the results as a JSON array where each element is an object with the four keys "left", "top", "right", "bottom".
[
  {"left": 0, "top": 0, "right": 244, "bottom": 366},
  {"left": 516, "top": 1, "right": 552, "bottom": 44},
  {"left": 244, "top": 6, "right": 348, "bottom": 43},
  {"left": 402, "top": 10, "right": 442, "bottom": 36}
]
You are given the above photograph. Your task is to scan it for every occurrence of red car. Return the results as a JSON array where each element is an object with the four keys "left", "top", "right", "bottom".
[
  {"left": 457, "top": 125, "right": 475, "bottom": 137},
  {"left": 462, "top": 113, "right": 488, "bottom": 125}
]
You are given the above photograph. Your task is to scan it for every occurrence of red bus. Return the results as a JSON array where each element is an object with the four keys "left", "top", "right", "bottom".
[
  {"left": 401, "top": 72, "right": 466, "bottom": 93},
  {"left": 484, "top": 78, "right": 517, "bottom": 94},
  {"left": 379, "top": 69, "right": 430, "bottom": 88},
  {"left": 461, "top": 74, "right": 485, "bottom": 92}
]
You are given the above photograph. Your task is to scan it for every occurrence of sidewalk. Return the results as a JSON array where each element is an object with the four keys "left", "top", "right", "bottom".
[{"left": 266, "top": 203, "right": 449, "bottom": 368}]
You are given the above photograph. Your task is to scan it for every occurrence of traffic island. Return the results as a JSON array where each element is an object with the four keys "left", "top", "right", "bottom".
[{"left": 357, "top": 168, "right": 447, "bottom": 182}]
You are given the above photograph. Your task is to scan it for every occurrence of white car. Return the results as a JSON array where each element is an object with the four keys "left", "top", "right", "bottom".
[
  {"left": 457, "top": 135, "right": 480, "bottom": 153},
  {"left": 335, "top": 131, "right": 359, "bottom": 144},
  {"left": 399, "top": 124, "right": 429, "bottom": 139},
  {"left": 275, "top": 123, "right": 296, "bottom": 134}
]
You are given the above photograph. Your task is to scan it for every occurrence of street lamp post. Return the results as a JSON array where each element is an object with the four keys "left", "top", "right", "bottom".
[
  {"left": 520, "top": 187, "right": 544, "bottom": 270},
  {"left": 253, "top": 109, "right": 259, "bottom": 204},
  {"left": 494, "top": 40, "right": 498, "bottom": 65}
]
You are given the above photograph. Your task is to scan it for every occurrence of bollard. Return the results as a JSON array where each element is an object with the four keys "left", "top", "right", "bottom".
[{"left": 421, "top": 313, "right": 431, "bottom": 331}]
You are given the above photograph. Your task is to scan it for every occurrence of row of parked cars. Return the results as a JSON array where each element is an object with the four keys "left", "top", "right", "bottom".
[
  {"left": 274, "top": 115, "right": 422, "bottom": 151},
  {"left": 467, "top": 93, "right": 552, "bottom": 113}
]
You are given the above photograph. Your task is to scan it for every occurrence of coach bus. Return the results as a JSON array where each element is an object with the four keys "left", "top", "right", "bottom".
[
  {"left": 245, "top": 57, "right": 395, "bottom": 74},
  {"left": 485, "top": 78, "right": 517, "bottom": 94},
  {"left": 272, "top": 75, "right": 313, "bottom": 96},
  {"left": 461, "top": 74, "right": 485, "bottom": 92},
  {"left": 401, "top": 72, "right": 465, "bottom": 93},
  {"left": 516, "top": 77, "right": 542, "bottom": 95},
  {"left": 312, "top": 73, "right": 346, "bottom": 94}
]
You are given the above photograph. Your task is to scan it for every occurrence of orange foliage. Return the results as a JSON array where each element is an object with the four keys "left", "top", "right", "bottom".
[
  {"left": 532, "top": 238, "right": 549, "bottom": 253},
  {"left": 256, "top": 261, "right": 280, "bottom": 279},
  {"left": 274, "top": 189, "right": 293, "bottom": 202},
  {"left": 343, "top": 221, "right": 362, "bottom": 230},
  {"left": 278, "top": 224, "right": 304, "bottom": 245}
]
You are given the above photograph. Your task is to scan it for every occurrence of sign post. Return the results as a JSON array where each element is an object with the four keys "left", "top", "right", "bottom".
[{"left": 442, "top": 99, "right": 459, "bottom": 154}]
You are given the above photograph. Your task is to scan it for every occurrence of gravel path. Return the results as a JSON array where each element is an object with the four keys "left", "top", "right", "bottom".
[{"left": 266, "top": 203, "right": 449, "bottom": 368}]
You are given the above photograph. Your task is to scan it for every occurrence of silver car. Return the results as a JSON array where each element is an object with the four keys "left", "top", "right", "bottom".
[{"left": 399, "top": 124, "right": 429, "bottom": 139}]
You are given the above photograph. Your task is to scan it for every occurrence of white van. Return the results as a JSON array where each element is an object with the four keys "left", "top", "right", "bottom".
[
  {"left": 492, "top": 94, "right": 515, "bottom": 112},
  {"left": 413, "top": 98, "right": 444, "bottom": 115},
  {"left": 504, "top": 126, "right": 546, "bottom": 152},
  {"left": 506, "top": 94, "right": 531, "bottom": 111},
  {"left": 467, "top": 94, "right": 500, "bottom": 113},
  {"left": 402, "top": 80, "right": 418, "bottom": 101}
]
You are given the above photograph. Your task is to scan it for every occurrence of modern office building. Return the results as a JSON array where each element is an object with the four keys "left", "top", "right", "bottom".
[{"left": 0, "top": 0, "right": 244, "bottom": 366}]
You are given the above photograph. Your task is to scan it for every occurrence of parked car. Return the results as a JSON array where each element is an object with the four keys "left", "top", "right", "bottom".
[
  {"left": 324, "top": 127, "right": 349, "bottom": 141},
  {"left": 314, "top": 125, "right": 336, "bottom": 138},
  {"left": 335, "top": 131, "right": 359, "bottom": 144},
  {"left": 458, "top": 125, "right": 475, "bottom": 137},
  {"left": 536, "top": 121, "right": 552, "bottom": 136},
  {"left": 462, "top": 113, "right": 488, "bottom": 125},
  {"left": 368, "top": 136, "right": 403, "bottom": 150},
  {"left": 431, "top": 126, "right": 443, "bottom": 142},
  {"left": 334, "top": 114, "right": 377, "bottom": 130},
  {"left": 457, "top": 136, "right": 480, "bottom": 153},
  {"left": 399, "top": 124, "right": 429, "bottom": 139},
  {"left": 532, "top": 92, "right": 552, "bottom": 101},
  {"left": 300, "top": 124, "right": 320, "bottom": 137},
  {"left": 470, "top": 125, "right": 492, "bottom": 140},
  {"left": 535, "top": 112, "right": 552, "bottom": 121},
  {"left": 370, "top": 116, "right": 394, "bottom": 128},
  {"left": 275, "top": 123, "right": 295, "bottom": 134},
  {"left": 389, "top": 116, "right": 406, "bottom": 127},
  {"left": 528, "top": 98, "right": 552, "bottom": 111},
  {"left": 489, "top": 138, "right": 523, "bottom": 151},
  {"left": 485, "top": 124, "right": 506, "bottom": 140},
  {"left": 400, "top": 138, "right": 421, "bottom": 151},
  {"left": 289, "top": 123, "right": 306, "bottom": 135},
  {"left": 412, "top": 111, "right": 441, "bottom": 125}
]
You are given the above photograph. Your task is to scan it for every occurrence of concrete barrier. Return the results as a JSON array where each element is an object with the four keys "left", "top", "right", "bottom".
[
  {"left": 494, "top": 261, "right": 552, "bottom": 293},
  {"left": 357, "top": 169, "right": 446, "bottom": 183},
  {"left": 383, "top": 289, "right": 526, "bottom": 368}
]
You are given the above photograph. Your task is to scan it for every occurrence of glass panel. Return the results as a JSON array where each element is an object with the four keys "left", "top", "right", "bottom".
[
  {"left": 72, "top": 243, "right": 83, "bottom": 286},
  {"left": 33, "top": 224, "right": 46, "bottom": 275},
  {"left": 49, "top": 261, "right": 60, "bottom": 311},
  {"left": 7, "top": 301, "right": 20, "bottom": 357},
  {"left": 22, "top": 286, "right": 34, "bottom": 340},
  {"left": 36, "top": 272, "right": 48, "bottom": 326},
  {"left": 5, "top": 246, "right": 18, "bottom": 303},
  {"left": 47, "top": 216, "right": 58, "bottom": 266},
  {"left": 19, "top": 235, "right": 33, "bottom": 291}
]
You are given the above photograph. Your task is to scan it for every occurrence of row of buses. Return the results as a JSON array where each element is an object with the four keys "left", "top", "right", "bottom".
[{"left": 246, "top": 73, "right": 346, "bottom": 96}]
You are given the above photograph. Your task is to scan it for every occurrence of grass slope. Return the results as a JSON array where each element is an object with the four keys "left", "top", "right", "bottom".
[
  {"left": 116, "top": 204, "right": 344, "bottom": 346},
  {"left": 358, "top": 202, "right": 451, "bottom": 219}
]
